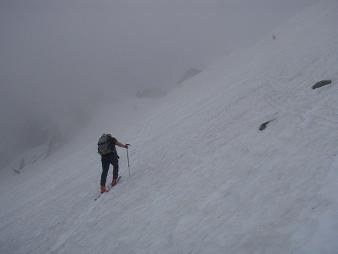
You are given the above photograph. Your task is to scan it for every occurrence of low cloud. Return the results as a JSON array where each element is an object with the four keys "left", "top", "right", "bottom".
[{"left": 0, "top": 0, "right": 317, "bottom": 167}]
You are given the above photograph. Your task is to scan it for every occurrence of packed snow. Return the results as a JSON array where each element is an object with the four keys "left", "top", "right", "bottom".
[{"left": 1, "top": 1, "right": 338, "bottom": 253}]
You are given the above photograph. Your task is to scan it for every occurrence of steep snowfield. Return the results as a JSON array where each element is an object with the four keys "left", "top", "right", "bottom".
[{"left": 1, "top": 1, "right": 338, "bottom": 253}]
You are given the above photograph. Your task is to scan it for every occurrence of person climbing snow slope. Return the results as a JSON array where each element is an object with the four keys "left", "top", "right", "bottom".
[{"left": 97, "top": 133, "right": 128, "bottom": 193}]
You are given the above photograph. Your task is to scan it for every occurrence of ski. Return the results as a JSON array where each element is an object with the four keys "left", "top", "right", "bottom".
[
  {"left": 94, "top": 193, "right": 103, "bottom": 201},
  {"left": 111, "top": 176, "right": 122, "bottom": 189},
  {"left": 94, "top": 176, "right": 122, "bottom": 201}
]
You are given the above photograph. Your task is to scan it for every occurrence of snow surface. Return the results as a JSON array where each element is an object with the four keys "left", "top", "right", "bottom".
[{"left": 1, "top": 1, "right": 338, "bottom": 253}]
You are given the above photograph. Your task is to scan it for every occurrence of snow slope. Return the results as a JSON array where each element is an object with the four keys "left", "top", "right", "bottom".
[{"left": 1, "top": 1, "right": 338, "bottom": 253}]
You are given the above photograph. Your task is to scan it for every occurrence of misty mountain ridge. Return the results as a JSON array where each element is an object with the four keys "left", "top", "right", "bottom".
[
  {"left": 177, "top": 68, "right": 202, "bottom": 85},
  {"left": 1, "top": 1, "right": 338, "bottom": 253},
  {"left": 134, "top": 67, "right": 203, "bottom": 99}
]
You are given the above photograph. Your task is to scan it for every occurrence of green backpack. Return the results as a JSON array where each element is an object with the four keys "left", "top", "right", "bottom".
[{"left": 97, "top": 134, "right": 114, "bottom": 156}]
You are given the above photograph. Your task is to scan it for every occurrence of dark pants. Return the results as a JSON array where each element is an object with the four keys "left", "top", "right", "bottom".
[{"left": 100, "top": 153, "right": 119, "bottom": 186}]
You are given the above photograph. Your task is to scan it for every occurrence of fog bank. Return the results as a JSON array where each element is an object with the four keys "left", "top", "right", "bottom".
[{"left": 0, "top": 0, "right": 317, "bottom": 167}]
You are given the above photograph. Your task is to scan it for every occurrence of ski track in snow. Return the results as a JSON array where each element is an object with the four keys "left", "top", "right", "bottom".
[{"left": 1, "top": 1, "right": 338, "bottom": 254}]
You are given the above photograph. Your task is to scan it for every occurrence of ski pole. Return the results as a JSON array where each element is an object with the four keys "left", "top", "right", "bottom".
[{"left": 126, "top": 144, "right": 131, "bottom": 176}]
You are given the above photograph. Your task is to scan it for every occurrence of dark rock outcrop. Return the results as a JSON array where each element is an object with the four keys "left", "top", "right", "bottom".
[
  {"left": 259, "top": 119, "right": 275, "bottom": 131},
  {"left": 312, "top": 80, "right": 332, "bottom": 89}
]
